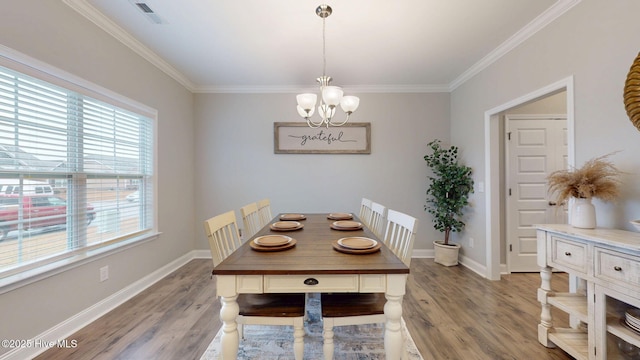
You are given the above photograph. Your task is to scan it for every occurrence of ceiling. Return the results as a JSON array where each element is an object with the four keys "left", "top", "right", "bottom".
[{"left": 66, "top": 0, "right": 578, "bottom": 93}]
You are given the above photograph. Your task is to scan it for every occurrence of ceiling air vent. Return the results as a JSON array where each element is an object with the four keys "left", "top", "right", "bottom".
[
  {"left": 129, "top": 1, "right": 166, "bottom": 24},
  {"left": 136, "top": 3, "right": 153, "bottom": 13}
]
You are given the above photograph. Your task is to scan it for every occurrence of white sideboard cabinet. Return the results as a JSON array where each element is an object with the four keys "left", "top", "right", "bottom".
[{"left": 537, "top": 224, "right": 640, "bottom": 359}]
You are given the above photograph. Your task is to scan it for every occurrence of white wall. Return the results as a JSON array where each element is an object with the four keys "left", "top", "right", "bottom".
[
  {"left": 508, "top": 91, "right": 567, "bottom": 114},
  {"left": 451, "top": 0, "right": 640, "bottom": 269},
  {"left": 194, "top": 92, "right": 450, "bottom": 251},
  {"left": 0, "top": 1, "right": 195, "bottom": 352}
]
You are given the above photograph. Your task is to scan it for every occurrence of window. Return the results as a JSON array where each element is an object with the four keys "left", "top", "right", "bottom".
[{"left": 0, "top": 64, "right": 155, "bottom": 280}]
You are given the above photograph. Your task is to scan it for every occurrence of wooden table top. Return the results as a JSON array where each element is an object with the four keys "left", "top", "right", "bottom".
[{"left": 212, "top": 213, "right": 410, "bottom": 276}]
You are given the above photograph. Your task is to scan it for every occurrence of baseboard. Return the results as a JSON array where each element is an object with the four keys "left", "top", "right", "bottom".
[
  {"left": 192, "top": 249, "right": 213, "bottom": 259},
  {"left": 500, "top": 263, "right": 508, "bottom": 275},
  {"left": 413, "top": 249, "right": 489, "bottom": 280},
  {"left": 458, "top": 254, "right": 487, "bottom": 279},
  {"left": 0, "top": 251, "right": 199, "bottom": 360},
  {"left": 411, "top": 249, "right": 432, "bottom": 258}
]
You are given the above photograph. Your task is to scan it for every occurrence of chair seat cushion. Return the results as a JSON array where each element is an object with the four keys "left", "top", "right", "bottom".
[
  {"left": 321, "top": 293, "right": 386, "bottom": 318},
  {"left": 238, "top": 293, "right": 306, "bottom": 317}
]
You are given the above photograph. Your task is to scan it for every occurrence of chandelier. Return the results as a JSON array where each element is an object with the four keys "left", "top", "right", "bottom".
[{"left": 296, "top": 4, "right": 360, "bottom": 128}]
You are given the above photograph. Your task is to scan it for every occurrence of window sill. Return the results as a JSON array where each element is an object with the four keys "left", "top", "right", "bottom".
[{"left": 0, "top": 231, "right": 161, "bottom": 295}]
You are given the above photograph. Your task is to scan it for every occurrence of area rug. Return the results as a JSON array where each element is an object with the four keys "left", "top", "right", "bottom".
[{"left": 200, "top": 294, "right": 423, "bottom": 359}]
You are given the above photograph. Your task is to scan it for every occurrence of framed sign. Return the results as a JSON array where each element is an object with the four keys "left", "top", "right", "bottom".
[{"left": 274, "top": 122, "right": 371, "bottom": 154}]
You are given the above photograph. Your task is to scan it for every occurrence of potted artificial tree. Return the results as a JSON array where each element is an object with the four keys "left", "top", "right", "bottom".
[{"left": 424, "top": 139, "right": 474, "bottom": 266}]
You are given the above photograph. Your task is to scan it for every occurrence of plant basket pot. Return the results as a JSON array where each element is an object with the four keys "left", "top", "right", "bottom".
[{"left": 433, "top": 241, "right": 461, "bottom": 266}]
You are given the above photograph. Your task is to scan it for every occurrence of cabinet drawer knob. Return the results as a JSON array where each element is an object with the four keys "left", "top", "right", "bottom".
[
  {"left": 304, "top": 278, "right": 319, "bottom": 286},
  {"left": 564, "top": 252, "right": 571, "bottom": 256},
  {"left": 614, "top": 266, "right": 622, "bottom": 272}
]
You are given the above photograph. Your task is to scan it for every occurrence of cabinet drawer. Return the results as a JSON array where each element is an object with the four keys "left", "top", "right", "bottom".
[
  {"left": 595, "top": 248, "right": 640, "bottom": 290},
  {"left": 264, "top": 275, "right": 359, "bottom": 293},
  {"left": 550, "top": 236, "right": 588, "bottom": 274}
]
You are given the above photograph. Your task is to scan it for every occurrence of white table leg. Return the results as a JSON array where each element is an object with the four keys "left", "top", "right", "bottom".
[
  {"left": 385, "top": 274, "right": 406, "bottom": 360},
  {"left": 322, "top": 317, "right": 335, "bottom": 360},
  {"left": 218, "top": 276, "right": 239, "bottom": 360},
  {"left": 293, "top": 317, "right": 305, "bottom": 360}
]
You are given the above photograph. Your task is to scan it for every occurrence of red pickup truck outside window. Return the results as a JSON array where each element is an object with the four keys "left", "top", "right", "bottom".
[{"left": 0, "top": 194, "right": 96, "bottom": 240}]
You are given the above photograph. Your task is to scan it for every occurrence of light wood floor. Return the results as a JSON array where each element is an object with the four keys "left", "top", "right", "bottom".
[{"left": 36, "top": 258, "right": 574, "bottom": 360}]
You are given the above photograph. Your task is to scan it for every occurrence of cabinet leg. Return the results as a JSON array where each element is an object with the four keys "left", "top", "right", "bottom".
[
  {"left": 538, "top": 266, "right": 555, "bottom": 347},
  {"left": 538, "top": 324, "right": 556, "bottom": 348}
]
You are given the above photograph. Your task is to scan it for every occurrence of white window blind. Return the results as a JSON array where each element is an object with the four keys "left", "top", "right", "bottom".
[{"left": 0, "top": 65, "right": 154, "bottom": 278}]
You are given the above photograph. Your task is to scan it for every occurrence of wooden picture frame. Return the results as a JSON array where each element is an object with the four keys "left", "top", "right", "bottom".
[{"left": 274, "top": 122, "right": 371, "bottom": 154}]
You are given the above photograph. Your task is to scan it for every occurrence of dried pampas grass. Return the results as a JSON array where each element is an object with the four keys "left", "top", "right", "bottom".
[{"left": 547, "top": 153, "right": 622, "bottom": 205}]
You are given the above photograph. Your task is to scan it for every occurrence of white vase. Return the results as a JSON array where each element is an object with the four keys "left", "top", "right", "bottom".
[
  {"left": 572, "top": 197, "right": 596, "bottom": 229},
  {"left": 433, "top": 241, "right": 461, "bottom": 266}
]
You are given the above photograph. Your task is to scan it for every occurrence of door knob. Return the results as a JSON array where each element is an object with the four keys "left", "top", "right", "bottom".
[{"left": 549, "top": 201, "right": 567, "bottom": 206}]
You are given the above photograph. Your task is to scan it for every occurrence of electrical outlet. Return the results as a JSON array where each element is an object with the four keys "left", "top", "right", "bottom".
[
  {"left": 468, "top": 237, "right": 474, "bottom": 248},
  {"left": 100, "top": 266, "right": 109, "bottom": 282}
]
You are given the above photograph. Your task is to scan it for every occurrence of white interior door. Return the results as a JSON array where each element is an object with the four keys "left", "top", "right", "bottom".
[{"left": 506, "top": 116, "right": 567, "bottom": 272}]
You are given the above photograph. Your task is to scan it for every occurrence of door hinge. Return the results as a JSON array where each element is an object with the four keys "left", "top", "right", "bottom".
[
  {"left": 508, "top": 188, "right": 512, "bottom": 196},
  {"left": 509, "top": 244, "right": 512, "bottom": 252},
  {"left": 507, "top": 132, "right": 512, "bottom": 140}
]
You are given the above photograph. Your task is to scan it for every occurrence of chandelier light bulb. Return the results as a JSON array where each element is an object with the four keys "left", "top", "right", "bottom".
[
  {"left": 340, "top": 96, "right": 360, "bottom": 114},
  {"left": 297, "top": 105, "right": 315, "bottom": 118},
  {"left": 322, "top": 86, "right": 344, "bottom": 107},
  {"left": 296, "top": 93, "right": 318, "bottom": 113},
  {"left": 318, "top": 104, "right": 336, "bottom": 119}
]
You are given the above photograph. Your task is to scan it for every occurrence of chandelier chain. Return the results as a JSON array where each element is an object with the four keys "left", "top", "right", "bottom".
[{"left": 322, "top": 16, "right": 326, "bottom": 78}]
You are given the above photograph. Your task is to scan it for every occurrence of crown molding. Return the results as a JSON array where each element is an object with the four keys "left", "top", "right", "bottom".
[
  {"left": 192, "top": 83, "right": 451, "bottom": 94},
  {"left": 448, "top": 0, "right": 582, "bottom": 91},
  {"left": 63, "top": 0, "right": 197, "bottom": 92}
]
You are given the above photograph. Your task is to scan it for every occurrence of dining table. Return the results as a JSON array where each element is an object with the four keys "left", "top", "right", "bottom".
[{"left": 212, "top": 212, "right": 410, "bottom": 360}]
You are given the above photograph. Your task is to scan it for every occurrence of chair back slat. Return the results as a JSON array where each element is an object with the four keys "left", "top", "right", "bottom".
[
  {"left": 257, "top": 198, "right": 272, "bottom": 227},
  {"left": 240, "top": 202, "right": 262, "bottom": 239},
  {"left": 369, "top": 202, "right": 387, "bottom": 239},
  {"left": 359, "top": 198, "right": 373, "bottom": 228},
  {"left": 204, "top": 210, "right": 243, "bottom": 267},
  {"left": 383, "top": 209, "right": 418, "bottom": 266}
]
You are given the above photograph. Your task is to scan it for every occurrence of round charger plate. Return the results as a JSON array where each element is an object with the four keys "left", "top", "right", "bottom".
[
  {"left": 338, "top": 237, "right": 377, "bottom": 250},
  {"left": 331, "top": 239, "right": 381, "bottom": 254},
  {"left": 253, "top": 235, "right": 292, "bottom": 247},
  {"left": 250, "top": 238, "right": 297, "bottom": 252},
  {"left": 330, "top": 220, "right": 363, "bottom": 230},
  {"left": 280, "top": 214, "right": 306, "bottom": 221},
  {"left": 328, "top": 213, "right": 353, "bottom": 220},
  {"left": 270, "top": 221, "right": 303, "bottom": 231}
]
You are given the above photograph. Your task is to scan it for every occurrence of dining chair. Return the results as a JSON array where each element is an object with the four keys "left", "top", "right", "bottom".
[
  {"left": 358, "top": 197, "right": 373, "bottom": 228},
  {"left": 204, "top": 210, "right": 305, "bottom": 359},
  {"left": 369, "top": 201, "right": 387, "bottom": 239},
  {"left": 321, "top": 209, "right": 418, "bottom": 360},
  {"left": 256, "top": 198, "right": 273, "bottom": 227},
  {"left": 240, "top": 202, "right": 262, "bottom": 240},
  {"left": 382, "top": 209, "right": 418, "bottom": 266}
]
